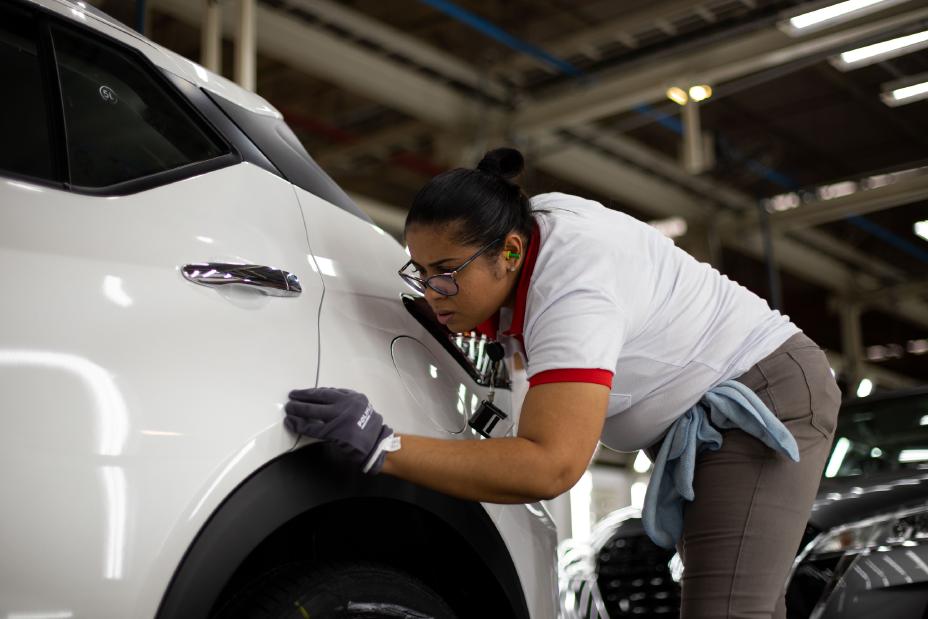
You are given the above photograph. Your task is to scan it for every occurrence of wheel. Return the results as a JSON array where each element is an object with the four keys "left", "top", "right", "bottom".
[{"left": 212, "top": 561, "right": 458, "bottom": 619}]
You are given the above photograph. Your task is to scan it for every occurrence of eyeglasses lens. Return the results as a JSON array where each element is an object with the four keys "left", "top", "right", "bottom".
[
  {"left": 401, "top": 273, "right": 426, "bottom": 293},
  {"left": 428, "top": 275, "right": 458, "bottom": 296}
]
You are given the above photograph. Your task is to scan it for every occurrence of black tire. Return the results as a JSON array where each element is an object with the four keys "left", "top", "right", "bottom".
[{"left": 212, "top": 561, "right": 458, "bottom": 619}]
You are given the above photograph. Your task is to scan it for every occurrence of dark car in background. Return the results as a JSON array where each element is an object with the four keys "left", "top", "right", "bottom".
[{"left": 560, "top": 388, "right": 928, "bottom": 619}]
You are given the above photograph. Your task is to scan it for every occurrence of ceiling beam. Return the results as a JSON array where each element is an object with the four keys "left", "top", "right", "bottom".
[
  {"left": 150, "top": 0, "right": 487, "bottom": 128},
  {"left": 823, "top": 350, "right": 919, "bottom": 388},
  {"left": 770, "top": 174, "right": 928, "bottom": 232},
  {"left": 513, "top": 4, "right": 928, "bottom": 134},
  {"left": 278, "top": 0, "right": 510, "bottom": 101},
  {"left": 497, "top": 0, "right": 738, "bottom": 78}
]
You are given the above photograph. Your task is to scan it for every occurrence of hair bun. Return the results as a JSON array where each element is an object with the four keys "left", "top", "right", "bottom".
[{"left": 476, "top": 147, "right": 524, "bottom": 181}]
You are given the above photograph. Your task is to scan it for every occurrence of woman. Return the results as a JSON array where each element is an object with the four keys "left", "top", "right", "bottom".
[{"left": 284, "top": 147, "right": 841, "bottom": 618}]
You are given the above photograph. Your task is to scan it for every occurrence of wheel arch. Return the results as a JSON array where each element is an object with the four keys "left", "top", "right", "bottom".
[{"left": 156, "top": 444, "right": 529, "bottom": 619}]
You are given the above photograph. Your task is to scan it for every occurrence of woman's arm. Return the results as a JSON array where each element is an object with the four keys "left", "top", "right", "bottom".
[{"left": 380, "top": 381, "right": 609, "bottom": 503}]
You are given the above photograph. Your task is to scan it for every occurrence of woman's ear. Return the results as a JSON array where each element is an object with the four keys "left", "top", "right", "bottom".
[{"left": 503, "top": 232, "right": 526, "bottom": 272}]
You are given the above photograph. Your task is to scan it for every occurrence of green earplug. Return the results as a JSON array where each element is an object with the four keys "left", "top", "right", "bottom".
[{"left": 506, "top": 251, "right": 521, "bottom": 259}]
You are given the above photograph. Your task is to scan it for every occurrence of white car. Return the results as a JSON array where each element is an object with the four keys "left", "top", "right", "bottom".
[{"left": 0, "top": 1, "right": 558, "bottom": 617}]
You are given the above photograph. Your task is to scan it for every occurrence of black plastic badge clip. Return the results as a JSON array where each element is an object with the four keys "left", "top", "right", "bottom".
[
  {"left": 468, "top": 342, "right": 511, "bottom": 438},
  {"left": 469, "top": 399, "right": 509, "bottom": 438}
]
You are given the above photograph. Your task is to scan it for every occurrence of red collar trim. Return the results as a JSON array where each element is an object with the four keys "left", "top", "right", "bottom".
[
  {"left": 475, "top": 314, "right": 499, "bottom": 339},
  {"left": 502, "top": 222, "right": 540, "bottom": 341}
]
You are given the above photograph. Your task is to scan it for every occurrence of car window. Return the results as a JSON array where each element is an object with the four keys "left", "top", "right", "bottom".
[
  {"left": 0, "top": 6, "right": 54, "bottom": 181},
  {"left": 51, "top": 25, "right": 227, "bottom": 188},
  {"left": 205, "top": 91, "right": 372, "bottom": 223},
  {"left": 825, "top": 393, "right": 928, "bottom": 478}
]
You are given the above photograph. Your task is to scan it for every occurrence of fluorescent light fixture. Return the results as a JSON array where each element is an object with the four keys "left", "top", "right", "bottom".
[
  {"left": 825, "top": 437, "right": 851, "bottom": 477},
  {"left": 633, "top": 450, "right": 652, "bottom": 473},
  {"left": 666, "top": 86, "right": 688, "bottom": 106},
  {"left": 630, "top": 481, "right": 648, "bottom": 510},
  {"left": 881, "top": 72, "right": 928, "bottom": 107},
  {"left": 832, "top": 30, "right": 928, "bottom": 70},
  {"left": 649, "top": 216, "right": 688, "bottom": 238},
  {"left": 899, "top": 449, "right": 928, "bottom": 463},
  {"left": 569, "top": 471, "right": 593, "bottom": 542},
  {"left": 779, "top": 0, "right": 909, "bottom": 36},
  {"left": 856, "top": 377, "right": 874, "bottom": 397},
  {"left": 688, "top": 85, "right": 713, "bottom": 102},
  {"left": 917, "top": 220, "right": 928, "bottom": 241}
]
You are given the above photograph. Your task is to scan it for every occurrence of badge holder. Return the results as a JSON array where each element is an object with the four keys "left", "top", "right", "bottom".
[{"left": 468, "top": 343, "right": 513, "bottom": 438}]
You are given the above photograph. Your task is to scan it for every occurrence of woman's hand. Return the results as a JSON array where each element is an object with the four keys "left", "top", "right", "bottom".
[{"left": 285, "top": 387, "right": 399, "bottom": 474}]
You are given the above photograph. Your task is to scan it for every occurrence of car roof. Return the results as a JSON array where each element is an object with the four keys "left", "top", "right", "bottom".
[{"left": 26, "top": 0, "right": 281, "bottom": 119}]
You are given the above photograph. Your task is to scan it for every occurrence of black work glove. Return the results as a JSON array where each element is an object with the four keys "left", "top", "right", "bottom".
[{"left": 284, "top": 387, "right": 400, "bottom": 474}]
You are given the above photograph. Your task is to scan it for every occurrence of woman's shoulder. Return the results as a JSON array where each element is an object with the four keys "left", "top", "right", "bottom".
[{"left": 530, "top": 191, "right": 597, "bottom": 212}]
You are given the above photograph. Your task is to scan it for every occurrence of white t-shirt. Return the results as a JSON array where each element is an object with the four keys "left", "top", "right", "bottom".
[{"left": 488, "top": 192, "right": 799, "bottom": 452}]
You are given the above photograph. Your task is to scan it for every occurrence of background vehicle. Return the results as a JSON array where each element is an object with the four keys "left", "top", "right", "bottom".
[
  {"left": 0, "top": 1, "right": 557, "bottom": 617},
  {"left": 561, "top": 388, "right": 928, "bottom": 619}
]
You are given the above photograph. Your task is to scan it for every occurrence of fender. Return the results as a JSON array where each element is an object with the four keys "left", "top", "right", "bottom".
[{"left": 156, "top": 444, "right": 530, "bottom": 619}]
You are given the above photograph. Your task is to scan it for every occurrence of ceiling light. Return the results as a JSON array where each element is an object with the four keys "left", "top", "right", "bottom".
[
  {"left": 649, "top": 216, "right": 688, "bottom": 238},
  {"left": 633, "top": 450, "right": 652, "bottom": 473},
  {"left": 917, "top": 220, "right": 928, "bottom": 241},
  {"left": 825, "top": 437, "right": 851, "bottom": 477},
  {"left": 688, "top": 84, "right": 713, "bottom": 102},
  {"left": 856, "top": 377, "right": 874, "bottom": 398},
  {"left": 666, "top": 86, "right": 688, "bottom": 106},
  {"left": 832, "top": 30, "right": 928, "bottom": 70},
  {"left": 779, "top": 0, "right": 909, "bottom": 36},
  {"left": 881, "top": 72, "right": 928, "bottom": 107}
]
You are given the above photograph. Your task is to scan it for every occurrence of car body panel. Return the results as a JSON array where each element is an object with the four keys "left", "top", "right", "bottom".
[
  {"left": 0, "top": 163, "right": 323, "bottom": 617},
  {"left": 812, "top": 469, "right": 928, "bottom": 531}
]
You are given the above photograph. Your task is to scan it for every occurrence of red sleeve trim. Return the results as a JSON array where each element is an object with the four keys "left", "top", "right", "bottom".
[{"left": 529, "top": 368, "right": 614, "bottom": 388}]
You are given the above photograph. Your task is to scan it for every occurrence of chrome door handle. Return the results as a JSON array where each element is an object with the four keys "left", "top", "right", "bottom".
[{"left": 181, "top": 263, "right": 302, "bottom": 297}]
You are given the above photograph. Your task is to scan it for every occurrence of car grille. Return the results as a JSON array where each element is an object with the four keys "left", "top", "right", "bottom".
[{"left": 596, "top": 526, "right": 680, "bottom": 617}]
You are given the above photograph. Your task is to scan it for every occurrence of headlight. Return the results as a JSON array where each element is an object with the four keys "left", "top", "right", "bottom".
[{"left": 806, "top": 504, "right": 928, "bottom": 559}]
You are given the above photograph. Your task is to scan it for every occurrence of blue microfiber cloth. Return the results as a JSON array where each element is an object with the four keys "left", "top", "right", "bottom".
[{"left": 642, "top": 380, "right": 800, "bottom": 549}]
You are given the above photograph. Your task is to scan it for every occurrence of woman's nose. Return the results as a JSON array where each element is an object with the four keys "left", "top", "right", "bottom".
[{"left": 424, "top": 287, "right": 445, "bottom": 304}]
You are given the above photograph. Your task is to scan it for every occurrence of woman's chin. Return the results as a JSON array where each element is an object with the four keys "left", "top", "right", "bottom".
[{"left": 448, "top": 318, "right": 473, "bottom": 333}]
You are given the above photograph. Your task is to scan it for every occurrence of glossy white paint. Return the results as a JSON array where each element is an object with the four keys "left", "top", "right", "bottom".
[
  {"left": 295, "top": 187, "right": 559, "bottom": 618},
  {"left": 391, "top": 336, "right": 468, "bottom": 434},
  {"left": 0, "top": 164, "right": 323, "bottom": 617}
]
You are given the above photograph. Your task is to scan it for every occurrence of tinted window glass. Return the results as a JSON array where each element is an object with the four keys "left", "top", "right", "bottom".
[
  {"left": 826, "top": 393, "right": 928, "bottom": 478},
  {"left": 52, "top": 26, "right": 226, "bottom": 188},
  {"left": 207, "top": 92, "right": 370, "bottom": 222},
  {"left": 0, "top": 7, "right": 53, "bottom": 180}
]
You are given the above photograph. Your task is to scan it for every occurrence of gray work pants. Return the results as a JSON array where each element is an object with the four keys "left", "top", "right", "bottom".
[{"left": 676, "top": 332, "right": 841, "bottom": 618}]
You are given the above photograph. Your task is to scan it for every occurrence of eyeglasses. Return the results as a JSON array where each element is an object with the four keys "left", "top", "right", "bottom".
[{"left": 398, "top": 238, "right": 501, "bottom": 297}]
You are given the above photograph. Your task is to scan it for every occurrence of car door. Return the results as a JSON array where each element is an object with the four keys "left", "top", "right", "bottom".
[{"left": 0, "top": 7, "right": 323, "bottom": 617}]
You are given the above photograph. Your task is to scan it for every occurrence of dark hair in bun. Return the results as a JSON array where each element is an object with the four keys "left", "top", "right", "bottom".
[
  {"left": 405, "top": 147, "right": 533, "bottom": 249},
  {"left": 476, "top": 147, "right": 524, "bottom": 180}
]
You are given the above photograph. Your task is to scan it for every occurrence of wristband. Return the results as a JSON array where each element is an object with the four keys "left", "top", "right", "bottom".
[{"left": 362, "top": 433, "right": 402, "bottom": 474}]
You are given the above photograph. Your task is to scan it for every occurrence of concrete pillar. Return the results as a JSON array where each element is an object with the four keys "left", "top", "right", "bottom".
[
  {"left": 681, "top": 101, "right": 714, "bottom": 175},
  {"left": 839, "top": 301, "right": 864, "bottom": 389},
  {"left": 200, "top": 0, "right": 222, "bottom": 73},
  {"left": 234, "top": 0, "right": 256, "bottom": 91}
]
